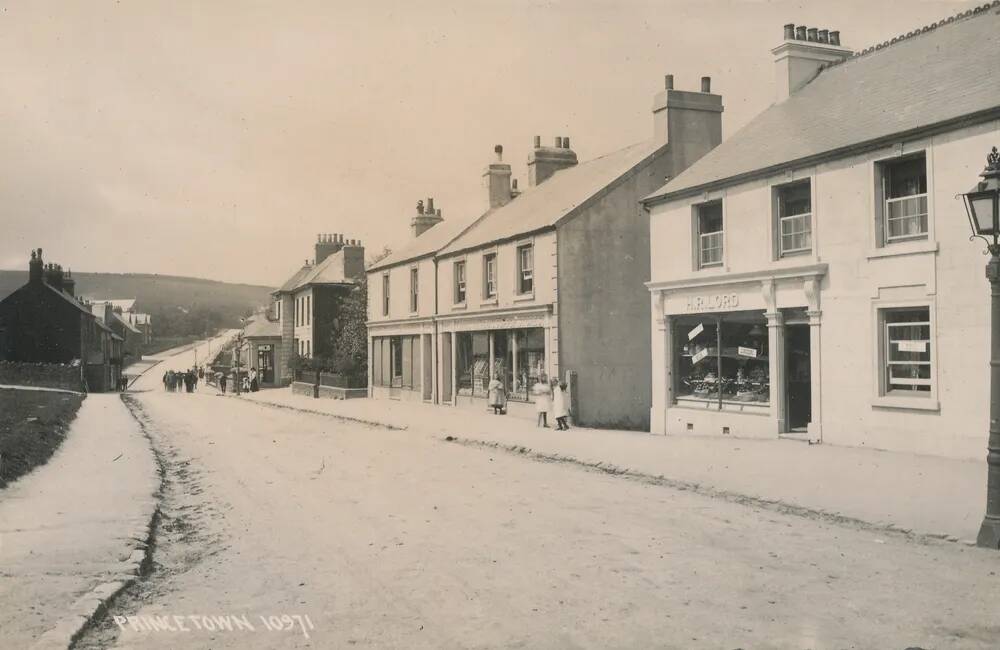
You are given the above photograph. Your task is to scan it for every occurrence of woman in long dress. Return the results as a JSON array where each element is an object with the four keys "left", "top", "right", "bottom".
[{"left": 488, "top": 374, "right": 506, "bottom": 415}]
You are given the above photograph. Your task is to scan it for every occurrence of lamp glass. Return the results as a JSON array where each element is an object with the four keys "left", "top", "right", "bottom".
[{"left": 969, "top": 190, "right": 999, "bottom": 235}]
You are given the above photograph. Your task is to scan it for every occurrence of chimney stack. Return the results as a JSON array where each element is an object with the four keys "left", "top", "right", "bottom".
[
  {"left": 29, "top": 248, "right": 43, "bottom": 284},
  {"left": 528, "top": 135, "right": 578, "bottom": 186},
  {"left": 63, "top": 268, "right": 76, "bottom": 297},
  {"left": 664, "top": 74, "right": 674, "bottom": 90},
  {"left": 484, "top": 144, "right": 514, "bottom": 208},
  {"left": 315, "top": 232, "right": 346, "bottom": 264},
  {"left": 412, "top": 197, "right": 444, "bottom": 238},
  {"left": 772, "top": 23, "right": 852, "bottom": 102},
  {"left": 651, "top": 74, "right": 724, "bottom": 148}
]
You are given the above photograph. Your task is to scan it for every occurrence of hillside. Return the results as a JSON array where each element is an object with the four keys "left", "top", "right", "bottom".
[{"left": 0, "top": 270, "right": 274, "bottom": 336}]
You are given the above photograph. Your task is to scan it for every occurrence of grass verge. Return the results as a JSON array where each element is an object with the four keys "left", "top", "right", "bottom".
[{"left": 0, "top": 388, "right": 84, "bottom": 488}]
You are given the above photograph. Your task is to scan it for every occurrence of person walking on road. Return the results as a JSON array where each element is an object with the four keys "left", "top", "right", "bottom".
[
  {"left": 219, "top": 371, "right": 227, "bottom": 394},
  {"left": 250, "top": 367, "right": 259, "bottom": 392},
  {"left": 532, "top": 374, "right": 551, "bottom": 428}
]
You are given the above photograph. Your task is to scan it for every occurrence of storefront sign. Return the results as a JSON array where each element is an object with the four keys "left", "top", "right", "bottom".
[
  {"left": 259, "top": 344, "right": 273, "bottom": 351},
  {"left": 691, "top": 348, "right": 709, "bottom": 364},
  {"left": 687, "top": 323, "right": 705, "bottom": 340},
  {"left": 686, "top": 294, "right": 739, "bottom": 312},
  {"left": 737, "top": 346, "right": 758, "bottom": 358},
  {"left": 897, "top": 340, "right": 927, "bottom": 353}
]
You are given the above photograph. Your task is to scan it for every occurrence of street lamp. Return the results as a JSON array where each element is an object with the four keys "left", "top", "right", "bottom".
[
  {"left": 960, "top": 146, "right": 1000, "bottom": 549},
  {"left": 235, "top": 318, "right": 247, "bottom": 396}
]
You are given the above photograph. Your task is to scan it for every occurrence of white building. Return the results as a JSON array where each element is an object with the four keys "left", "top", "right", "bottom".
[{"left": 644, "top": 8, "right": 1000, "bottom": 459}]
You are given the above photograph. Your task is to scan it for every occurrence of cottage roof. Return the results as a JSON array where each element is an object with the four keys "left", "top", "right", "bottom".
[
  {"left": 244, "top": 316, "right": 280, "bottom": 338},
  {"left": 646, "top": 3, "right": 1000, "bottom": 203},
  {"left": 276, "top": 248, "right": 359, "bottom": 294},
  {"left": 110, "top": 310, "right": 141, "bottom": 334},
  {"left": 438, "top": 140, "right": 663, "bottom": 257}
]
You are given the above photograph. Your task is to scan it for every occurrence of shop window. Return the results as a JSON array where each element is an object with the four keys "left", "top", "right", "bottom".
[
  {"left": 881, "top": 307, "right": 932, "bottom": 395},
  {"left": 457, "top": 331, "right": 490, "bottom": 397},
  {"left": 483, "top": 253, "right": 497, "bottom": 299},
  {"left": 878, "top": 154, "right": 928, "bottom": 244},
  {"left": 391, "top": 337, "right": 403, "bottom": 387},
  {"left": 673, "top": 311, "right": 769, "bottom": 405},
  {"left": 454, "top": 261, "right": 467, "bottom": 304},
  {"left": 696, "top": 201, "right": 724, "bottom": 268},
  {"left": 372, "top": 338, "right": 383, "bottom": 386},
  {"left": 382, "top": 273, "right": 390, "bottom": 316},
  {"left": 410, "top": 267, "right": 419, "bottom": 313},
  {"left": 380, "top": 338, "right": 391, "bottom": 386},
  {"left": 775, "top": 180, "right": 811, "bottom": 256},
  {"left": 508, "top": 328, "right": 545, "bottom": 401},
  {"left": 517, "top": 244, "right": 533, "bottom": 294}
]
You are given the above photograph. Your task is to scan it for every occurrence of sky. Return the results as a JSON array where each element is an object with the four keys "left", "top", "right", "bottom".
[{"left": 0, "top": 0, "right": 981, "bottom": 286}]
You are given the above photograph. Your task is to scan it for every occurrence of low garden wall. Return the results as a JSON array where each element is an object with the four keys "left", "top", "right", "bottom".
[{"left": 0, "top": 361, "right": 86, "bottom": 392}]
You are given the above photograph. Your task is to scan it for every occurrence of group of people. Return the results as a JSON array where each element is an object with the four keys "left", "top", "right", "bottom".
[
  {"left": 215, "top": 367, "right": 260, "bottom": 394},
  {"left": 487, "top": 374, "right": 570, "bottom": 431},
  {"left": 162, "top": 367, "right": 202, "bottom": 393}
]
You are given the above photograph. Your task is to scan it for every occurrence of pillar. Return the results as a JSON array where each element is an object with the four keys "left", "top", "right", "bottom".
[
  {"left": 488, "top": 331, "right": 495, "bottom": 384},
  {"left": 450, "top": 330, "right": 458, "bottom": 405},
  {"left": 807, "top": 309, "right": 823, "bottom": 441},
  {"left": 511, "top": 330, "right": 519, "bottom": 394},
  {"left": 650, "top": 291, "right": 669, "bottom": 434},
  {"left": 766, "top": 310, "right": 787, "bottom": 435}
]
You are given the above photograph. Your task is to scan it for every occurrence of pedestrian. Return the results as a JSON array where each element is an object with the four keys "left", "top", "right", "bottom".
[
  {"left": 162, "top": 371, "right": 169, "bottom": 391},
  {"left": 552, "top": 378, "right": 570, "bottom": 430},
  {"left": 250, "top": 367, "right": 259, "bottom": 392},
  {"left": 219, "top": 372, "right": 227, "bottom": 394},
  {"left": 488, "top": 373, "right": 506, "bottom": 415},
  {"left": 532, "top": 374, "right": 551, "bottom": 428}
]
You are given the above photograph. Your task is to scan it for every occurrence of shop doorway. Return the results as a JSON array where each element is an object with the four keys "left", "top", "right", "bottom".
[
  {"left": 257, "top": 344, "right": 275, "bottom": 385},
  {"left": 785, "top": 325, "right": 811, "bottom": 431}
]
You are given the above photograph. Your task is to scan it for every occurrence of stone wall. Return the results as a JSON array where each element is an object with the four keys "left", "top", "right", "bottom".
[{"left": 0, "top": 361, "right": 85, "bottom": 392}]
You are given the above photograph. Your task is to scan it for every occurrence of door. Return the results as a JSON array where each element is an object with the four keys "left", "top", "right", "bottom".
[
  {"left": 257, "top": 345, "right": 274, "bottom": 384},
  {"left": 785, "top": 325, "right": 811, "bottom": 430}
]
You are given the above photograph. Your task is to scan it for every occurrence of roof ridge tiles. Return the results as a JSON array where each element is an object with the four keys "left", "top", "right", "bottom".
[{"left": 825, "top": 0, "right": 1000, "bottom": 70}]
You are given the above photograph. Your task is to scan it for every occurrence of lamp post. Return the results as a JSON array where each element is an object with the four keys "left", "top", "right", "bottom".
[
  {"left": 960, "top": 146, "right": 1000, "bottom": 549},
  {"left": 235, "top": 318, "right": 247, "bottom": 396}
]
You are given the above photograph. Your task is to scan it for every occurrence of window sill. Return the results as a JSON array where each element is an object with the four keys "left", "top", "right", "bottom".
[
  {"left": 480, "top": 299, "right": 499, "bottom": 307},
  {"left": 871, "top": 395, "right": 940, "bottom": 412},
  {"left": 513, "top": 292, "right": 535, "bottom": 303},
  {"left": 451, "top": 303, "right": 467, "bottom": 311},
  {"left": 867, "top": 240, "right": 938, "bottom": 260}
]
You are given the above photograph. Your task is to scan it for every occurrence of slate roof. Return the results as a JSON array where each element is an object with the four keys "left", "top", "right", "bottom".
[
  {"left": 646, "top": 3, "right": 1000, "bottom": 202},
  {"left": 244, "top": 316, "right": 280, "bottom": 338},
  {"left": 275, "top": 248, "right": 359, "bottom": 295},
  {"left": 438, "top": 140, "right": 663, "bottom": 257},
  {"left": 367, "top": 212, "right": 488, "bottom": 272}
]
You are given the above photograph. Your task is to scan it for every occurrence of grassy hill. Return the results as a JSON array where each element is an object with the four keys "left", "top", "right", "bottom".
[{"left": 0, "top": 270, "right": 274, "bottom": 336}]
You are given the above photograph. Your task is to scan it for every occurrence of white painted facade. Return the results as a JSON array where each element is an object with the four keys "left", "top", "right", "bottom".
[{"left": 648, "top": 119, "right": 1000, "bottom": 460}]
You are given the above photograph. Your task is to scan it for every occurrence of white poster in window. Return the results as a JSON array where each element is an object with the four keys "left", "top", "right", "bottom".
[
  {"left": 692, "top": 348, "right": 709, "bottom": 364},
  {"left": 897, "top": 340, "right": 928, "bottom": 353},
  {"left": 688, "top": 323, "right": 705, "bottom": 341},
  {"left": 737, "top": 346, "right": 758, "bottom": 358}
]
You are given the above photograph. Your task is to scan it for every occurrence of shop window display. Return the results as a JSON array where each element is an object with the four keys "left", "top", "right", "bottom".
[
  {"left": 456, "top": 329, "right": 546, "bottom": 401},
  {"left": 457, "top": 332, "right": 490, "bottom": 397},
  {"left": 673, "top": 311, "right": 769, "bottom": 404}
]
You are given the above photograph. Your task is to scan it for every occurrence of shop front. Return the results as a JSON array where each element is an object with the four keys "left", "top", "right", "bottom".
[
  {"left": 368, "top": 319, "right": 435, "bottom": 402},
  {"left": 438, "top": 305, "right": 554, "bottom": 419},
  {"left": 649, "top": 264, "right": 826, "bottom": 440}
]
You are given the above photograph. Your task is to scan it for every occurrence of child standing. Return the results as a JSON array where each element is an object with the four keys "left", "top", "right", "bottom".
[
  {"left": 532, "top": 375, "right": 551, "bottom": 428},
  {"left": 552, "top": 379, "right": 570, "bottom": 430},
  {"left": 488, "top": 374, "right": 506, "bottom": 415}
]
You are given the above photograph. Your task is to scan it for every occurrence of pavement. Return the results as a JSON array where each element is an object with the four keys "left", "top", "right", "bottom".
[
  {"left": 0, "top": 333, "right": 233, "bottom": 649},
  {"left": 238, "top": 387, "right": 990, "bottom": 545}
]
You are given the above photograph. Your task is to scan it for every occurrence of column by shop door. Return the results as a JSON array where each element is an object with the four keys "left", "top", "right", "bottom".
[{"left": 785, "top": 325, "right": 811, "bottom": 431}]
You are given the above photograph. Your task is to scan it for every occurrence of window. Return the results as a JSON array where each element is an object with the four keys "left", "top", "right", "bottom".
[
  {"left": 410, "top": 267, "right": 419, "bottom": 313},
  {"left": 776, "top": 181, "right": 812, "bottom": 256},
  {"left": 306, "top": 296, "right": 311, "bottom": 325},
  {"left": 696, "top": 201, "right": 724, "bottom": 268},
  {"left": 382, "top": 273, "right": 390, "bottom": 316},
  {"left": 880, "top": 154, "right": 928, "bottom": 244},
  {"left": 882, "top": 307, "right": 932, "bottom": 395},
  {"left": 673, "top": 312, "right": 770, "bottom": 405},
  {"left": 454, "top": 261, "right": 467, "bottom": 303},
  {"left": 517, "top": 244, "right": 534, "bottom": 294},
  {"left": 483, "top": 253, "right": 497, "bottom": 299},
  {"left": 391, "top": 337, "right": 403, "bottom": 385}
]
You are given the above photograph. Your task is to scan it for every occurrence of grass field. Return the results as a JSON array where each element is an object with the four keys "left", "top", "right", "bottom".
[{"left": 0, "top": 389, "right": 84, "bottom": 488}]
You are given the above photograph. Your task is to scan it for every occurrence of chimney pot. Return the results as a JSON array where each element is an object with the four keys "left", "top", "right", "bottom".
[
  {"left": 494, "top": 144, "right": 503, "bottom": 161},
  {"left": 795, "top": 25, "right": 807, "bottom": 40},
  {"left": 512, "top": 179, "right": 519, "bottom": 190},
  {"left": 829, "top": 30, "right": 840, "bottom": 46},
  {"left": 818, "top": 29, "right": 829, "bottom": 44},
  {"left": 533, "top": 135, "right": 541, "bottom": 148},
  {"left": 664, "top": 74, "right": 674, "bottom": 90},
  {"left": 554, "top": 136, "right": 562, "bottom": 148},
  {"left": 563, "top": 136, "right": 571, "bottom": 149},
  {"left": 783, "top": 23, "right": 795, "bottom": 40},
  {"left": 807, "top": 27, "right": 818, "bottom": 42},
  {"left": 436, "top": 209, "right": 441, "bottom": 217},
  {"left": 701, "top": 76, "right": 711, "bottom": 92},
  {"left": 427, "top": 197, "right": 435, "bottom": 213}
]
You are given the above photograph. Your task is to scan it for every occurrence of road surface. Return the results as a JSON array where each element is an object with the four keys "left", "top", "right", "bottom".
[{"left": 79, "top": 341, "right": 1000, "bottom": 649}]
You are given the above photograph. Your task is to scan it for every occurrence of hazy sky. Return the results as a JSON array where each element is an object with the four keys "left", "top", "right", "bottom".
[{"left": 0, "top": 0, "right": 979, "bottom": 286}]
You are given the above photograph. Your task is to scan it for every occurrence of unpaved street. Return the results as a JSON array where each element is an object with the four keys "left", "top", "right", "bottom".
[{"left": 79, "top": 346, "right": 1000, "bottom": 649}]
